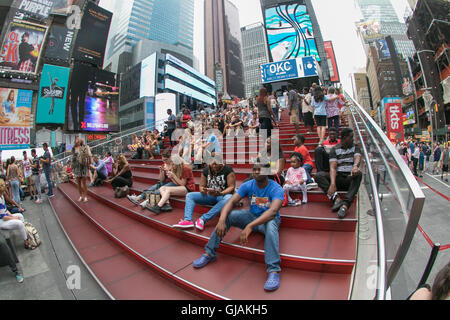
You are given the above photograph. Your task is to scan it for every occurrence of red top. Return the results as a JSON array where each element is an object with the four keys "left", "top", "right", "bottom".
[
  {"left": 322, "top": 139, "right": 341, "bottom": 147},
  {"left": 294, "top": 145, "right": 315, "bottom": 168},
  {"left": 181, "top": 115, "right": 192, "bottom": 128},
  {"left": 182, "top": 166, "right": 196, "bottom": 192}
]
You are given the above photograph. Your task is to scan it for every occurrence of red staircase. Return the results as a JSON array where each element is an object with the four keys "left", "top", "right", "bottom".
[{"left": 49, "top": 110, "right": 357, "bottom": 300}]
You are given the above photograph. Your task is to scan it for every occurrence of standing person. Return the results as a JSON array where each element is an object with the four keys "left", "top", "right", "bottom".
[
  {"left": 192, "top": 160, "right": 284, "bottom": 292},
  {"left": 6, "top": 157, "right": 22, "bottom": 208},
  {"left": 441, "top": 144, "right": 449, "bottom": 182},
  {"left": 293, "top": 135, "right": 317, "bottom": 189},
  {"left": 411, "top": 143, "right": 420, "bottom": 176},
  {"left": 269, "top": 91, "right": 280, "bottom": 122},
  {"left": 40, "top": 143, "right": 54, "bottom": 198},
  {"left": 283, "top": 153, "right": 308, "bottom": 206},
  {"left": 173, "top": 154, "right": 236, "bottom": 231},
  {"left": 22, "top": 151, "right": 35, "bottom": 201},
  {"left": 71, "top": 137, "right": 92, "bottom": 203},
  {"left": 418, "top": 147, "right": 425, "bottom": 178},
  {"left": 311, "top": 87, "right": 328, "bottom": 145},
  {"left": 301, "top": 87, "right": 314, "bottom": 134},
  {"left": 432, "top": 143, "right": 442, "bottom": 175},
  {"left": 325, "top": 87, "right": 342, "bottom": 137},
  {"left": 287, "top": 84, "right": 300, "bottom": 135},
  {"left": 256, "top": 87, "right": 277, "bottom": 138},
  {"left": 165, "top": 109, "right": 177, "bottom": 147},
  {"left": 31, "top": 149, "right": 43, "bottom": 204}
]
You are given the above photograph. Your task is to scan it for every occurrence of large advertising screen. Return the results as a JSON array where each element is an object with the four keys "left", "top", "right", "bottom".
[
  {"left": 44, "top": 24, "right": 75, "bottom": 61},
  {"left": 140, "top": 52, "right": 157, "bottom": 98},
  {"left": 67, "top": 63, "right": 119, "bottom": 132},
  {"left": 356, "top": 20, "right": 382, "bottom": 43},
  {"left": 264, "top": 4, "right": 320, "bottom": 62},
  {"left": 375, "top": 38, "right": 391, "bottom": 60},
  {"left": 0, "top": 87, "right": 32, "bottom": 127},
  {"left": 72, "top": 1, "right": 112, "bottom": 67},
  {"left": 12, "top": 0, "right": 85, "bottom": 20},
  {"left": 0, "top": 20, "right": 47, "bottom": 74},
  {"left": 36, "top": 64, "right": 70, "bottom": 125},
  {"left": 323, "top": 41, "right": 340, "bottom": 83}
]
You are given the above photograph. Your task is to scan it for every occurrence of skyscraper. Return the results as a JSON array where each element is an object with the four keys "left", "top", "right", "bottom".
[
  {"left": 104, "top": 0, "right": 194, "bottom": 74},
  {"left": 204, "top": 0, "right": 245, "bottom": 99},
  {"left": 355, "top": 0, "right": 416, "bottom": 59},
  {"left": 241, "top": 23, "right": 270, "bottom": 98}
]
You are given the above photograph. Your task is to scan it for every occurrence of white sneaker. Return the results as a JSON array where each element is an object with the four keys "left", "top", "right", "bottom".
[
  {"left": 127, "top": 194, "right": 139, "bottom": 205},
  {"left": 140, "top": 199, "right": 149, "bottom": 208}
]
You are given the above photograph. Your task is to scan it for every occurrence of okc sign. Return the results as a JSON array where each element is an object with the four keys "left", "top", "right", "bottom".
[{"left": 261, "top": 56, "right": 318, "bottom": 84}]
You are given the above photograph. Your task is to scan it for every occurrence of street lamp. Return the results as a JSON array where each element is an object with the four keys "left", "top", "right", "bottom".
[{"left": 423, "top": 90, "right": 434, "bottom": 147}]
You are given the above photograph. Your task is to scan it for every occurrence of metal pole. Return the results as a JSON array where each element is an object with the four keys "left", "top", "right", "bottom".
[{"left": 417, "top": 243, "right": 441, "bottom": 289}]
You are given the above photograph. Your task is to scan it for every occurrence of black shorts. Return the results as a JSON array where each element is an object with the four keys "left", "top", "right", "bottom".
[
  {"left": 444, "top": 165, "right": 449, "bottom": 172},
  {"left": 315, "top": 115, "right": 327, "bottom": 127}
]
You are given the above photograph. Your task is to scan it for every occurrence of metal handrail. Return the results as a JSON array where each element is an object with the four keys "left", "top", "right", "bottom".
[
  {"left": 348, "top": 104, "right": 387, "bottom": 300},
  {"left": 345, "top": 91, "right": 425, "bottom": 295}
]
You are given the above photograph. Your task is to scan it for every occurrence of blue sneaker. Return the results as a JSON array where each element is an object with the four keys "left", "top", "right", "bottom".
[
  {"left": 193, "top": 254, "right": 216, "bottom": 268},
  {"left": 15, "top": 272, "right": 24, "bottom": 283},
  {"left": 264, "top": 272, "right": 280, "bottom": 291}
]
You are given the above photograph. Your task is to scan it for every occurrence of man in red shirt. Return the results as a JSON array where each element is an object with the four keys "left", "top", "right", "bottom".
[
  {"left": 315, "top": 127, "right": 340, "bottom": 173},
  {"left": 293, "top": 135, "right": 317, "bottom": 189}
]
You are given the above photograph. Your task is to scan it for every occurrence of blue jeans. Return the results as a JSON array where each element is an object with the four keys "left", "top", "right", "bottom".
[
  {"left": 205, "top": 210, "right": 281, "bottom": 273},
  {"left": 184, "top": 192, "right": 233, "bottom": 223},
  {"left": 272, "top": 107, "right": 279, "bottom": 122},
  {"left": 10, "top": 180, "right": 21, "bottom": 206},
  {"left": 328, "top": 116, "right": 340, "bottom": 136},
  {"left": 44, "top": 169, "right": 53, "bottom": 196},
  {"left": 139, "top": 181, "right": 177, "bottom": 200},
  {"left": 303, "top": 164, "right": 313, "bottom": 184}
]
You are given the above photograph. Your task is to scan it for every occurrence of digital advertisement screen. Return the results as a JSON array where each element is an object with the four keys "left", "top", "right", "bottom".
[
  {"left": 0, "top": 20, "right": 47, "bottom": 74},
  {"left": 356, "top": 20, "right": 382, "bottom": 43},
  {"left": 44, "top": 24, "right": 75, "bottom": 61},
  {"left": 376, "top": 39, "right": 391, "bottom": 60},
  {"left": 140, "top": 52, "right": 157, "bottom": 98},
  {"left": 12, "top": 0, "right": 85, "bottom": 20},
  {"left": 264, "top": 4, "right": 320, "bottom": 62},
  {"left": 36, "top": 64, "right": 70, "bottom": 125},
  {"left": 323, "top": 41, "right": 340, "bottom": 83},
  {"left": 72, "top": 1, "right": 112, "bottom": 67},
  {"left": 165, "top": 79, "right": 216, "bottom": 106},
  {"left": 0, "top": 87, "right": 32, "bottom": 128},
  {"left": 67, "top": 63, "right": 119, "bottom": 132}
]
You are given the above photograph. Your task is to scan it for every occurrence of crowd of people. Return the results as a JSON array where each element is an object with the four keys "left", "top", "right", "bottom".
[{"left": 397, "top": 140, "right": 449, "bottom": 181}]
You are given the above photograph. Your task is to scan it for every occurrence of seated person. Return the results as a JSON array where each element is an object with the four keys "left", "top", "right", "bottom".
[
  {"left": 293, "top": 134, "right": 317, "bottom": 189},
  {"left": 0, "top": 232, "right": 24, "bottom": 282},
  {"left": 0, "top": 179, "right": 30, "bottom": 250},
  {"left": 173, "top": 153, "right": 236, "bottom": 231},
  {"left": 89, "top": 155, "right": 108, "bottom": 187},
  {"left": 192, "top": 160, "right": 284, "bottom": 292},
  {"left": 247, "top": 112, "right": 260, "bottom": 137},
  {"left": 128, "top": 134, "right": 139, "bottom": 152},
  {"left": 64, "top": 160, "right": 75, "bottom": 179},
  {"left": 107, "top": 155, "right": 133, "bottom": 190},
  {"left": 260, "top": 136, "right": 286, "bottom": 186},
  {"left": 315, "top": 128, "right": 362, "bottom": 219},
  {"left": 127, "top": 150, "right": 174, "bottom": 207},
  {"left": 283, "top": 153, "right": 308, "bottom": 207},
  {"left": 146, "top": 155, "right": 195, "bottom": 214},
  {"left": 315, "top": 127, "right": 340, "bottom": 173},
  {"left": 103, "top": 152, "right": 115, "bottom": 176},
  {"left": 131, "top": 136, "right": 145, "bottom": 159}
]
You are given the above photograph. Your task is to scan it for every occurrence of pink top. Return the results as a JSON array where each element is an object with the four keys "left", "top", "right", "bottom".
[{"left": 285, "top": 167, "right": 307, "bottom": 186}]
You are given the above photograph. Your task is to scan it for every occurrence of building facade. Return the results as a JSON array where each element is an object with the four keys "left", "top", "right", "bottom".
[
  {"left": 352, "top": 72, "right": 372, "bottom": 113},
  {"left": 241, "top": 23, "right": 269, "bottom": 98},
  {"left": 104, "top": 0, "right": 195, "bottom": 74},
  {"left": 204, "top": 0, "right": 245, "bottom": 99}
]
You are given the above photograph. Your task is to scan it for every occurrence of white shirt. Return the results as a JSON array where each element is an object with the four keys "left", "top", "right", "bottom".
[{"left": 22, "top": 159, "right": 32, "bottom": 178}]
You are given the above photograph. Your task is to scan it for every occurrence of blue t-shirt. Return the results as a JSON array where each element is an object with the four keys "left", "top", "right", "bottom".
[
  {"left": 237, "top": 179, "right": 284, "bottom": 219},
  {"left": 312, "top": 96, "right": 330, "bottom": 117},
  {"left": 206, "top": 134, "right": 221, "bottom": 153},
  {"left": 94, "top": 160, "right": 108, "bottom": 177}
]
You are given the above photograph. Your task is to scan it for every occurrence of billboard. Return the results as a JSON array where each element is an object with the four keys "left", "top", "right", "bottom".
[
  {"left": 0, "top": 127, "right": 31, "bottom": 150},
  {"left": 0, "top": 20, "right": 47, "bottom": 74},
  {"left": 375, "top": 39, "right": 391, "bottom": 60},
  {"left": 155, "top": 93, "right": 176, "bottom": 131},
  {"left": 36, "top": 64, "right": 70, "bottom": 124},
  {"left": 383, "top": 98, "right": 404, "bottom": 143},
  {"left": 72, "top": 1, "right": 112, "bottom": 67},
  {"left": 13, "top": 0, "right": 85, "bottom": 20},
  {"left": 67, "top": 63, "right": 119, "bottom": 132},
  {"left": 140, "top": 52, "right": 157, "bottom": 98},
  {"left": 357, "top": 20, "right": 382, "bottom": 42},
  {"left": 44, "top": 24, "right": 75, "bottom": 61},
  {"left": 261, "top": 56, "right": 318, "bottom": 84},
  {"left": 0, "top": 88, "right": 32, "bottom": 127},
  {"left": 264, "top": 4, "right": 320, "bottom": 62},
  {"left": 323, "top": 41, "right": 340, "bottom": 83}
]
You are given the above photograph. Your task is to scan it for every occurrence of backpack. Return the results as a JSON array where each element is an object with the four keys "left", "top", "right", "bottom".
[
  {"left": 24, "top": 222, "right": 41, "bottom": 250},
  {"left": 78, "top": 146, "right": 91, "bottom": 167}
]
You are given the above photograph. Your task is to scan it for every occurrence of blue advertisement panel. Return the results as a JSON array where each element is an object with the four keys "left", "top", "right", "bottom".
[
  {"left": 376, "top": 39, "right": 391, "bottom": 60},
  {"left": 265, "top": 4, "right": 320, "bottom": 62},
  {"left": 145, "top": 98, "right": 155, "bottom": 130},
  {"left": 36, "top": 64, "right": 70, "bottom": 124},
  {"left": 261, "top": 56, "right": 318, "bottom": 84}
]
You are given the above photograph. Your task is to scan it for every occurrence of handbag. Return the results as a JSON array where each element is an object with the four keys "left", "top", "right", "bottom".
[
  {"left": 114, "top": 186, "right": 129, "bottom": 198},
  {"left": 146, "top": 191, "right": 161, "bottom": 207}
]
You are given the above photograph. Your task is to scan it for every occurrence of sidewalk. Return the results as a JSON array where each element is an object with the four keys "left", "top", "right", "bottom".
[{"left": 0, "top": 195, "right": 109, "bottom": 300}]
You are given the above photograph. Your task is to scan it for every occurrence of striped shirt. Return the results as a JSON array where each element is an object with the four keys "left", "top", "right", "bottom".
[{"left": 329, "top": 143, "right": 361, "bottom": 173}]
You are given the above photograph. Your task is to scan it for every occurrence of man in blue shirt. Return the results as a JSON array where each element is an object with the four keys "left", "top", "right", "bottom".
[
  {"left": 193, "top": 160, "right": 284, "bottom": 292},
  {"left": 89, "top": 155, "right": 108, "bottom": 187},
  {"left": 40, "top": 143, "right": 54, "bottom": 198}
]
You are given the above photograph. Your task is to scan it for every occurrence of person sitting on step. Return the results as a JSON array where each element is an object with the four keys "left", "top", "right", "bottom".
[
  {"left": 107, "top": 155, "right": 133, "bottom": 190},
  {"left": 314, "top": 128, "right": 362, "bottom": 219},
  {"left": 282, "top": 153, "right": 308, "bottom": 207},
  {"left": 89, "top": 155, "right": 108, "bottom": 187},
  {"left": 192, "top": 159, "right": 284, "bottom": 292},
  {"left": 293, "top": 134, "right": 317, "bottom": 190},
  {"left": 146, "top": 155, "right": 195, "bottom": 214},
  {"left": 314, "top": 127, "right": 340, "bottom": 173},
  {"left": 173, "top": 153, "right": 236, "bottom": 231}
]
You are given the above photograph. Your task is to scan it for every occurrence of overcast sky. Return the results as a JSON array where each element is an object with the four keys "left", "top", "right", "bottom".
[{"left": 99, "top": 0, "right": 411, "bottom": 95}]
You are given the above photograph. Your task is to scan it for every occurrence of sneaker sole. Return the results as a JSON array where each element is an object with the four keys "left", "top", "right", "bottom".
[{"left": 173, "top": 224, "right": 194, "bottom": 229}]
